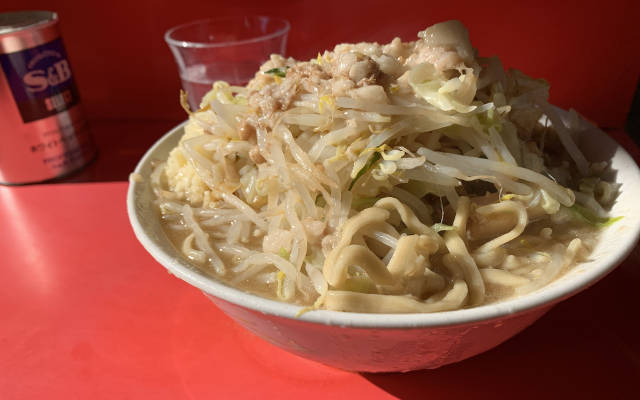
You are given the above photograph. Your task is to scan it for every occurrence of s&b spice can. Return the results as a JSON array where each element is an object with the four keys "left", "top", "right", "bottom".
[{"left": 0, "top": 10, "right": 96, "bottom": 184}]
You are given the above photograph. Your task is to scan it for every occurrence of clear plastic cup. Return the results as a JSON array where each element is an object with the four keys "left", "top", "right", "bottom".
[{"left": 165, "top": 16, "right": 290, "bottom": 110}]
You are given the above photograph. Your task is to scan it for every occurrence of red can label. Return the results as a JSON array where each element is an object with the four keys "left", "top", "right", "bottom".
[{"left": 0, "top": 37, "right": 80, "bottom": 123}]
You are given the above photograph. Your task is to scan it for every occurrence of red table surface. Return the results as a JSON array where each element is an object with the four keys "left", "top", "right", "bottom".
[{"left": 1, "top": 180, "right": 639, "bottom": 399}]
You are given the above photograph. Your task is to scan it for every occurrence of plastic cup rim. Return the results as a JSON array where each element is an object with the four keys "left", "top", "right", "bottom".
[{"left": 164, "top": 15, "right": 290, "bottom": 49}]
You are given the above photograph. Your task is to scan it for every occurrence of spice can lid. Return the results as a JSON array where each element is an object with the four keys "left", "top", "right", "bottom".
[{"left": 0, "top": 10, "right": 57, "bottom": 35}]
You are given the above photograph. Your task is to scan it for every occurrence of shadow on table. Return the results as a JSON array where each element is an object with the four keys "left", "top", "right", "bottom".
[{"left": 361, "top": 259, "right": 640, "bottom": 399}]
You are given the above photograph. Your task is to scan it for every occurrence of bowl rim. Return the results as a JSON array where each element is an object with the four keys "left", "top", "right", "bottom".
[{"left": 127, "top": 117, "right": 640, "bottom": 329}]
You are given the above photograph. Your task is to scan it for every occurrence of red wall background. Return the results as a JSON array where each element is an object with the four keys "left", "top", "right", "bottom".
[{"left": 5, "top": 0, "right": 639, "bottom": 129}]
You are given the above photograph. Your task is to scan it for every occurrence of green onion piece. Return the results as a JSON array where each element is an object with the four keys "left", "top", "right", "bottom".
[
  {"left": 265, "top": 67, "right": 287, "bottom": 78},
  {"left": 569, "top": 204, "right": 622, "bottom": 228},
  {"left": 348, "top": 152, "right": 381, "bottom": 191}
]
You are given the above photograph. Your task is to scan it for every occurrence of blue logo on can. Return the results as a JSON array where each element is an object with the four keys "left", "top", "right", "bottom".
[{"left": 0, "top": 37, "right": 80, "bottom": 123}]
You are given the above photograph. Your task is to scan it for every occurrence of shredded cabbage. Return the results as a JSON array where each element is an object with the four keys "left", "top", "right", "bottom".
[{"left": 409, "top": 63, "right": 478, "bottom": 113}]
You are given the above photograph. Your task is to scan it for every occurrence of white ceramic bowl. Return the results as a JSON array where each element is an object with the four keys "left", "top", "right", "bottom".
[{"left": 127, "top": 114, "right": 640, "bottom": 372}]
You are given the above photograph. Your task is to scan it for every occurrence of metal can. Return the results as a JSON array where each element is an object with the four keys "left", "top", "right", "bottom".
[{"left": 0, "top": 10, "right": 96, "bottom": 184}]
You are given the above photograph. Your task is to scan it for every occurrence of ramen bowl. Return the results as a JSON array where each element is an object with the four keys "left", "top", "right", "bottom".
[{"left": 127, "top": 116, "right": 640, "bottom": 372}]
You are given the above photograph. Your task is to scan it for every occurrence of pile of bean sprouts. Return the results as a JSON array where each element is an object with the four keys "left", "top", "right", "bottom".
[{"left": 149, "top": 21, "right": 618, "bottom": 313}]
